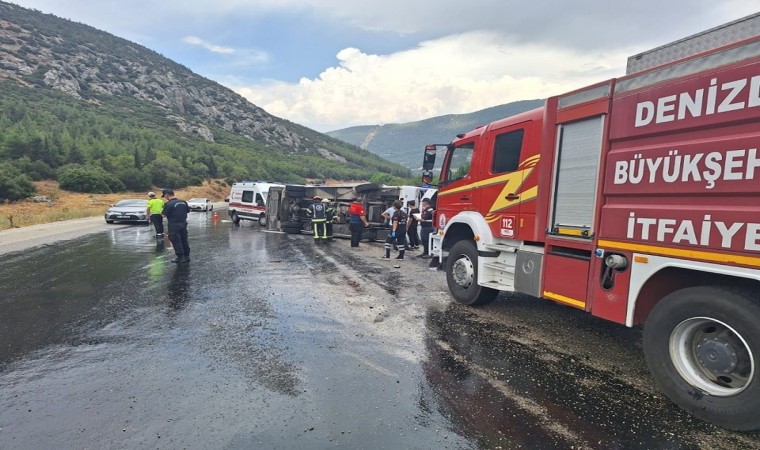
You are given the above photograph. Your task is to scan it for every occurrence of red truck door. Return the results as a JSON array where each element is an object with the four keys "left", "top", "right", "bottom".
[{"left": 476, "top": 120, "right": 539, "bottom": 242}]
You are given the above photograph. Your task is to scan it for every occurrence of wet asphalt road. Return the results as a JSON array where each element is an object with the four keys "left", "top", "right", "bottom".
[{"left": 1, "top": 212, "right": 760, "bottom": 449}]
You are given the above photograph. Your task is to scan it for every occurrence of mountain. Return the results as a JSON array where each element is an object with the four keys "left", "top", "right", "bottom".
[
  {"left": 0, "top": 1, "right": 411, "bottom": 201},
  {"left": 326, "top": 100, "right": 544, "bottom": 170}
]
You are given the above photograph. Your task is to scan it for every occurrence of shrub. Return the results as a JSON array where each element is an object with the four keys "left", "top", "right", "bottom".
[
  {"left": 0, "top": 162, "right": 36, "bottom": 202},
  {"left": 58, "top": 165, "right": 114, "bottom": 193}
]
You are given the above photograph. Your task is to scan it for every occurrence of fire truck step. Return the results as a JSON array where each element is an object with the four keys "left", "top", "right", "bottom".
[
  {"left": 480, "top": 280, "right": 515, "bottom": 291},
  {"left": 484, "top": 243, "right": 519, "bottom": 253},
  {"left": 483, "top": 261, "right": 516, "bottom": 272}
]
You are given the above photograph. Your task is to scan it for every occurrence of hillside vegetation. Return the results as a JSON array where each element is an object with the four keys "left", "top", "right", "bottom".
[{"left": 0, "top": 1, "right": 411, "bottom": 202}]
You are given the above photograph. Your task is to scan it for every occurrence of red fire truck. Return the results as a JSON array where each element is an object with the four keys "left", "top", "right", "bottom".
[{"left": 422, "top": 13, "right": 760, "bottom": 430}]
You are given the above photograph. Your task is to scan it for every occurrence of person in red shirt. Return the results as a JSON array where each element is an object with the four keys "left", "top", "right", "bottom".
[{"left": 348, "top": 197, "right": 369, "bottom": 248}]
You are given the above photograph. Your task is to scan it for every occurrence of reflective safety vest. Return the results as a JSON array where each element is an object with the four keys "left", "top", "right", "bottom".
[
  {"left": 147, "top": 198, "right": 164, "bottom": 215},
  {"left": 308, "top": 202, "right": 327, "bottom": 221}
]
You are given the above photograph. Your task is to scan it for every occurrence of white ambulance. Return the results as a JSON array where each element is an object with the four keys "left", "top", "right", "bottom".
[{"left": 226, "top": 181, "right": 284, "bottom": 226}]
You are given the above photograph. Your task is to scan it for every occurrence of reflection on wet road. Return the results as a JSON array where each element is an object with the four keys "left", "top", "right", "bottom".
[{"left": 1, "top": 214, "right": 759, "bottom": 449}]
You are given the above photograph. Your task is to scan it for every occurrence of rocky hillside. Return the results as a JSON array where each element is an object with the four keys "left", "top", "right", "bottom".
[
  {"left": 0, "top": 0, "right": 410, "bottom": 200},
  {"left": 327, "top": 100, "right": 544, "bottom": 170}
]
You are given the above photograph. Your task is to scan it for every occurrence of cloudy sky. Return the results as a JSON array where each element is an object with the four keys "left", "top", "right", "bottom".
[{"left": 8, "top": 1, "right": 759, "bottom": 131}]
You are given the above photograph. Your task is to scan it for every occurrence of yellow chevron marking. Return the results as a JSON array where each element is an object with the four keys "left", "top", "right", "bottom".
[{"left": 438, "top": 156, "right": 541, "bottom": 214}]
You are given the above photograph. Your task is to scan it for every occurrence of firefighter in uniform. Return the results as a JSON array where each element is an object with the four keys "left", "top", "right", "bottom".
[
  {"left": 381, "top": 200, "right": 408, "bottom": 260},
  {"left": 322, "top": 197, "right": 335, "bottom": 241},
  {"left": 307, "top": 195, "right": 330, "bottom": 244}
]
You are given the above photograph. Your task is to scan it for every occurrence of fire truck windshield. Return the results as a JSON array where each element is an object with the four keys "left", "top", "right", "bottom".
[{"left": 444, "top": 142, "right": 474, "bottom": 183}]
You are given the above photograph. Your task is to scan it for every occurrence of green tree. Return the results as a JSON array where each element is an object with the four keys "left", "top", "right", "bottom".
[{"left": 0, "top": 162, "right": 36, "bottom": 201}]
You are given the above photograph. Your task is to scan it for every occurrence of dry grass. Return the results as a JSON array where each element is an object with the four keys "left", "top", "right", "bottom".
[{"left": 0, "top": 179, "right": 231, "bottom": 230}]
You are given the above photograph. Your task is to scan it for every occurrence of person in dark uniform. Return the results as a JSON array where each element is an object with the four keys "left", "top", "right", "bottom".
[
  {"left": 306, "top": 195, "right": 330, "bottom": 244},
  {"left": 405, "top": 200, "right": 420, "bottom": 250},
  {"left": 323, "top": 198, "right": 335, "bottom": 241},
  {"left": 418, "top": 198, "right": 435, "bottom": 259},
  {"left": 348, "top": 197, "right": 369, "bottom": 248},
  {"left": 161, "top": 188, "right": 190, "bottom": 263},
  {"left": 381, "top": 200, "right": 408, "bottom": 260}
]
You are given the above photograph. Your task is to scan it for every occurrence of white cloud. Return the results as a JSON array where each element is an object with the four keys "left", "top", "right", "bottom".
[
  {"left": 182, "top": 36, "right": 235, "bottom": 54},
  {"left": 232, "top": 31, "right": 630, "bottom": 131}
]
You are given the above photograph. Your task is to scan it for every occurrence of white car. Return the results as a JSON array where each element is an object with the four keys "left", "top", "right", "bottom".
[
  {"left": 105, "top": 199, "right": 149, "bottom": 224},
  {"left": 187, "top": 198, "right": 213, "bottom": 212}
]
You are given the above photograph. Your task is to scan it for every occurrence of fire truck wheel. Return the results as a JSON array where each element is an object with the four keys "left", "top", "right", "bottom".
[
  {"left": 258, "top": 213, "right": 267, "bottom": 227},
  {"left": 445, "top": 240, "right": 498, "bottom": 306},
  {"left": 643, "top": 286, "right": 760, "bottom": 430},
  {"left": 231, "top": 211, "right": 241, "bottom": 224}
]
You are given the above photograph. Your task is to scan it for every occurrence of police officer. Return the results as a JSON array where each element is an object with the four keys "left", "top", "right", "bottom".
[
  {"left": 146, "top": 191, "right": 164, "bottom": 238},
  {"left": 161, "top": 188, "right": 190, "bottom": 263},
  {"left": 306, "top": 195, "right": 330, "bottom": 244},
  {"left": 381, "top": 200, "right": 408, "bottom": 260}
]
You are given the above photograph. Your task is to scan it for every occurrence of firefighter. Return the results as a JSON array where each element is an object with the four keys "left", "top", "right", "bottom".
[
  {"left": 322, "top": 197, "right": 335, "bottom": 241},
  {"left": 306, "top": 195, "right": 330, "bottom": 244}
]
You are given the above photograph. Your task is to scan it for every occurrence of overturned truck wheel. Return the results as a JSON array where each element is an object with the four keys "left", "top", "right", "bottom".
[{"left": 282, "top": 221, "right": 303, "bottom": 234}]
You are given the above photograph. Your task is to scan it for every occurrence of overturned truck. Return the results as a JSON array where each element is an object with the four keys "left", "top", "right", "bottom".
[{"left": 265, "top": 183, "right": 434, "bottom": 241}]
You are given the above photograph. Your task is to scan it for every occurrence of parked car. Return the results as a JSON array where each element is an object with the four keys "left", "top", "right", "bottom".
[
  {"left": 187, "top": 198, "right": 213, "bottom": 212},
  {"left": 105, "top": 199, "right": 149, "bottom": 224}
]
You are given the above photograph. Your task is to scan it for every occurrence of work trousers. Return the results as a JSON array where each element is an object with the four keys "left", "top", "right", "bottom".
[
  {"left": 168, "top": 222, "right": 190, "bottom": 257},
  {"left": 150, "top": 214, "right": 164, "bottom": 235},
  {"left": 407, "top": 223, "right": 419, "bottom": 248},
  {"left": 312, "top": 219, "right": 328, "bottom": 241},
  {"left": 349, "top": 221, "right": 364, "bottom": 247},
  {"left": 421, "top": 226, "right": 433, "bottom": 256},
  {"left": 384, "top": 226, "right": 407, "bottom": 258}
]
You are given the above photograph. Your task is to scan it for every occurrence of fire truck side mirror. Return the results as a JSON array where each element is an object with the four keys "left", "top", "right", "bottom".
[
  {"left": 423, "top": 145, "right": 437, "bottom": 171},
  {"left": 422, "top": 170, "right": 433, "bottom": 185}
]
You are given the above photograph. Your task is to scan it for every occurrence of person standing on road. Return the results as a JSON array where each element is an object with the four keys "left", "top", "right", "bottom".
[
  {"left": 418, "top": 198, "right": 435, "bottom": 259},
  {"left": 323, "top": 197, "right": 335, "bottom": 241},
  {"left": 307, "top": 195, "right": 330, "bottom": 244},
  {"left": 348, "top": 197, "right": 369, "bottom": 248},
  {"left": 405, "top": 200, "right": 420, "bottom": 251},
  {"left": 161, "top": 189, "right": 190, "bottom": 263},
  {"left": 146, "top": 191, "right": 165, "bottom": 238},
  {"left": 381, "top": 200, "right": 408, "bottom": 260}
]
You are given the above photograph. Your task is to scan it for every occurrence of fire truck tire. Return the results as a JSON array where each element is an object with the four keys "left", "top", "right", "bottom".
[
  {"left": 445, "top": 240, "right": 498, "bottom": 306},
  {"left": 258, "top": 213, "right": 267, "bottom": 227},
  {"left": 643, "top": 286, "right": 760, "bottom": 430},
  {"left": 231, "top": 211, "right": 241, "bottom": 225}
]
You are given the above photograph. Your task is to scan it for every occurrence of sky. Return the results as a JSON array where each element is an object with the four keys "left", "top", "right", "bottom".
[{"left": 7, "top": 1, "right": 760, "bottom": 132}]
